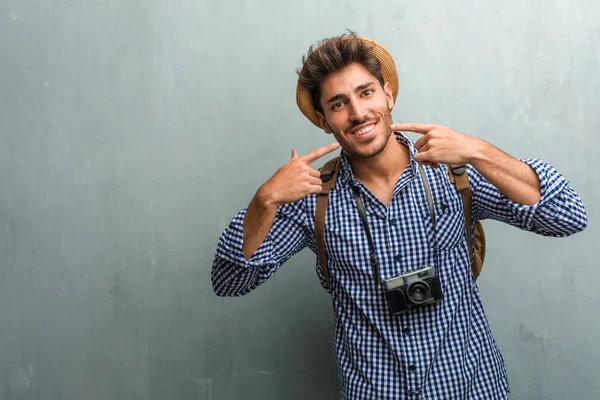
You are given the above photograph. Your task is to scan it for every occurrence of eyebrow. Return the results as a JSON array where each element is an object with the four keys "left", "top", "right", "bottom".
[{"left": 325, "top": 81, "right": 375, "bottom": 104}]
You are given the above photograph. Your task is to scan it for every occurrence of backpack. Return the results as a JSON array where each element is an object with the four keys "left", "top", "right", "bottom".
[{"left": 315, "top": 157, "right": 486, "bottom": 289}]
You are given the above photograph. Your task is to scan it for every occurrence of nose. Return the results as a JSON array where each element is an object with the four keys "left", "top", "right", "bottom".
[{"left": 348, "top": 99, "right": 366, "bottom": 123}]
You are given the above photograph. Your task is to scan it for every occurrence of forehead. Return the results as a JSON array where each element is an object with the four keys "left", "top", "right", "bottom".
[{"left": 319, "top": 63, "right": 379, "bottom": 98}]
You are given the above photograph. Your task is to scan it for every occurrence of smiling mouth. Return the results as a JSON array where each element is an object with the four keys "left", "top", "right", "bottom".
[{"left": 351, "top": 122, "right": 377, "bottom": 136}]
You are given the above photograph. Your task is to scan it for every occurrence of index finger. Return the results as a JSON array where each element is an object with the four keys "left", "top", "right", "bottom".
[
  {"left": 391, "top": 123, "right": 438, "bottom": 134},
  {"left": 302, "top": 142, "right": 340, "bottom": 163}
]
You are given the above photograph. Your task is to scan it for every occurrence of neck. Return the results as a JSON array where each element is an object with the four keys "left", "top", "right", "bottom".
[{"left": 347, "top": 135, "right": 410, "bottom": 185}]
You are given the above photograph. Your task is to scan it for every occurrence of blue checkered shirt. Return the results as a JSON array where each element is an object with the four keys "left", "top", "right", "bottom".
[{"left": 212, "top": 132, "right": 587, "bottom": 399}]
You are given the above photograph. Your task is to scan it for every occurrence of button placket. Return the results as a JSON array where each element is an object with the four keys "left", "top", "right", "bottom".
[
  {"left": 406, "top": 364, "right": 421, "bottom": 398},
  {"left": 385, "top": 209, "right": 402, "bottom": 277}
]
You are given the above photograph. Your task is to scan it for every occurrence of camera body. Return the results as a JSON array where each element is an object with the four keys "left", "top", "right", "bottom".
[{"left": 384, "top": 266, "right": 444, "bottom": 314}]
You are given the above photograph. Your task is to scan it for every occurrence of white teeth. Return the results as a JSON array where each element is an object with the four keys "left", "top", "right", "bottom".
[{"left": 354, "top": 124, "right": 375, "bottom": 135}]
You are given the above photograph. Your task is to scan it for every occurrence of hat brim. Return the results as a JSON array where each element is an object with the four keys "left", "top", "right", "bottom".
[{"left": 296, "top": 36, "right": 399, "bottom": 128}]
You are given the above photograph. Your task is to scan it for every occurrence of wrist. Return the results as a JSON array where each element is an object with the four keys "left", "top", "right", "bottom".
[
  {"left": 255, "top": 185, "right": 280, "bottom": 209},
  {"left": 468, "top": 138, "right": 492, "bottom": 167}
]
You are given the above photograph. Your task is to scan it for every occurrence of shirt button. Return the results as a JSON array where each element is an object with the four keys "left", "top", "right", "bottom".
[
  {"left": 389, "top": 218, "right": 397, "bottom": 225},
  {"left": 409, "top": 365, "right": 417, "bottom": 372},
  {"left": 394, "top": 254, "right": 401, "bottom": 262},
  {"left": 440, "top": 202, "right": 447, "bottom": 210},
  {"left": 403, "top": 327, "right": 411, "bottom": 335}
]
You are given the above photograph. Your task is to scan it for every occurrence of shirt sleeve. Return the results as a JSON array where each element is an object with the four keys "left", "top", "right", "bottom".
[
  {"left": 468, "top": 159, "right": 588, "bottom": 237},
  {"left": 211, "top": 198, "right": 310, "bottom": 296}
]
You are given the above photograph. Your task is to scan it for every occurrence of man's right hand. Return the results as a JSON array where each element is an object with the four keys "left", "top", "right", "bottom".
[
  {"left": 257, "top": 142, "right": 340, "bottom": 207},
  {"left": 242, "top": 142, "right": 340, "bottom": 260}
]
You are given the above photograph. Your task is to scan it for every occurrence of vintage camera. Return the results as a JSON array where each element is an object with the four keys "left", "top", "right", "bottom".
[{"left": 384, "top": 266, "right": 444, "bottom": 314}]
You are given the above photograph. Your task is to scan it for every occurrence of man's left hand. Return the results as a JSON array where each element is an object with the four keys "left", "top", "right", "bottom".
[{"left": 391, "top": 123, "right": 487, "bottom": 168}]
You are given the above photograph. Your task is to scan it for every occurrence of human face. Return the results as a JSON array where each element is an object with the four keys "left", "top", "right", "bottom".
[{"left": 316, "top": 63, "right": 395, "bottom": 159}]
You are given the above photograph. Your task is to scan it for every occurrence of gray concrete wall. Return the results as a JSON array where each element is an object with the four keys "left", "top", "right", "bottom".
[{"left": 0, "top": 0, "right": 598, "bottom": 399}]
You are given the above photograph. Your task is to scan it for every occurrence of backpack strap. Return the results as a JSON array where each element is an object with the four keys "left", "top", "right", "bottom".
[
  {"left": 315, "top": 157, "right": 340, "bottom": 289},
  {"left": 448, "top": 165, "right": 477, "bottom": 277}
]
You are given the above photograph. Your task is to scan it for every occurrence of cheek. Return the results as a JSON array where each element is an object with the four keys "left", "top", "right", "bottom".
[
  {"left": 374, "top": 97, "right": 390, "bottom": 110},
  {"left": 326, "top": 112, "right": 348, "bottom": 130}
]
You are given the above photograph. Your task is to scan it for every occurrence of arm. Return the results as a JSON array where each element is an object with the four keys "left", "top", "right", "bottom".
[
  {"left": 211, "top": 200, "right": 310, "bottom": 296},
  {"left": 242, "top": 190, "right": 278, "bottom": 260},
  {"left": 393, "top": 122, "right": 541, "bottom": 204},
  {"left": 469, "top": 143, "right": 541, "bottom": 206},
  {"left": 212, "top": 142, "right": 340, "bottom": 296},
  {"left": 391, "top": 123, "right": 587, "bottom": 236},
  {"left": 242, "top": 143, "right": 339, "bottom": 259},
  {"left": 467, "top": 159, "right": 587, "bottom": 237}
]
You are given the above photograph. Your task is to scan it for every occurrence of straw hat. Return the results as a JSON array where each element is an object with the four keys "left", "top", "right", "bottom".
[{"left": 296, "top": 36, "right": 399, "bottom": 127}]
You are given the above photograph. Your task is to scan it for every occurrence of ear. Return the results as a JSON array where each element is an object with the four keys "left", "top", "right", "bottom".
[
  {"left": 384, "top": 82, "right": 394, "bottom": 110},
  {"left": 316, "top": 111, "right": 333, "bottom": 134}
]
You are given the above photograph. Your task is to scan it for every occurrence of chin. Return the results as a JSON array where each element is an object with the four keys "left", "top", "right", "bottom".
[
  {"left": 358, "top": 135, "right": 392, "bottom": 158},
  {"left": 344, "top": 141, "right": 387, "bottom": 159}
]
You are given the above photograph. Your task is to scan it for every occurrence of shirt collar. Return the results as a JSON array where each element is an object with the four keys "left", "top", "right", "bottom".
[{"left": 337, "top": 131, "right": 419, "bottom": 188}]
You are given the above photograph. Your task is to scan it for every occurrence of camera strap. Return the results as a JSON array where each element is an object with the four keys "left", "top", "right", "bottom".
[
  {"left": 351, "top": 184, "right": 381, "bottom": 288},
  {"left": 417, "top": 163, "right": 440, "bottom": 269},
  {"left": 351, "top": 163, "right": 437, "bottom": 289}
]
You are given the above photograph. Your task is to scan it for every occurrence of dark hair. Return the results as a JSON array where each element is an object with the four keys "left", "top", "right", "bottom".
[{"left": 297, "top": 31, "right": 385, "bottom": 113}]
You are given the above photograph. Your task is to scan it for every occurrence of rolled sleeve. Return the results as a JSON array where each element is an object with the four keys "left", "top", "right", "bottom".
[
  {"left": 470, "top": 159, "right": 587, "bottom": 237},
  {"left": 216, "top": 210, "right": 275, "bottom": 267},
  {"left": 211, "top": 200, "right": 309, "bottom": 296}
]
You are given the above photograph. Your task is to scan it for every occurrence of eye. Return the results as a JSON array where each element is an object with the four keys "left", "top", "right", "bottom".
[
  {"left": 362, "top": 89, "right": 374, "bottom": 97},
  {"left": 332, "top": 101, "right": 347, "bottom": 110}
]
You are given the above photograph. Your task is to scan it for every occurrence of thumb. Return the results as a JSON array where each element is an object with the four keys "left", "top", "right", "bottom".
[
  {"left": 414, "top": 152, "right": 429, "bottom": 165},
  {"left": 414, "top": 152, "right": 439, "bottom": 169},
  {"left": 291, "top": 149, "right": 299, "bottom": 159}
]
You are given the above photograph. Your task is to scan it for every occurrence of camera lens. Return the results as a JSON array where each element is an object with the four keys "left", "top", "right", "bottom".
[{"left": 407, "top": 281, "right": 431, "bottom": 304}]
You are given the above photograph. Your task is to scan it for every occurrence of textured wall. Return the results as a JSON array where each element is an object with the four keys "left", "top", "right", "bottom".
[{"left": 0, "top": 0, "right": 598, "bottom": 399}]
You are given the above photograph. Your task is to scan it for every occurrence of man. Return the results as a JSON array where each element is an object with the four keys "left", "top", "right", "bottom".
[{"left": 211, "top": 32, "right": 587, "bottom": 399}]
